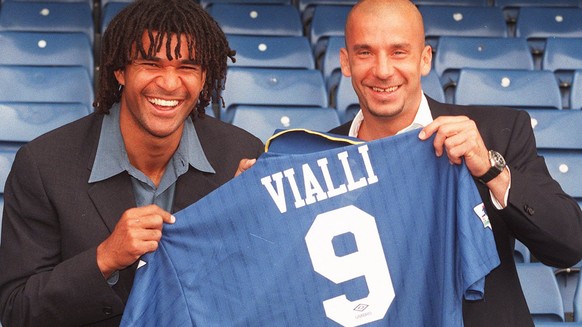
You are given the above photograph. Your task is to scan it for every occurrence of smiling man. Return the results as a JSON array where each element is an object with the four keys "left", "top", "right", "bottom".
[{"left": 0, "top": 0, "right": 263, "bottom": 325}]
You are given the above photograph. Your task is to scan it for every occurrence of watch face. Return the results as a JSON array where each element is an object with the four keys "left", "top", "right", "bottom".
[{"left": 490, "top": 150, "right": 506, "bottom": 170}]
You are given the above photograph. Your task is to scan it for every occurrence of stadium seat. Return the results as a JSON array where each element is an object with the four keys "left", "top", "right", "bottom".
[
  {"left": 231, "top": 106, "right": 340, "bottom": 142},
  {"left": 418, "top": 5, "right": 508, "bottom": 50},
  {"left": 199, "top": 0, "right": 291, "bottom": 9},
  {"left": 227, "top": 35, "right": 315, "bottom": 69},
  {"left": 571, "top": 71, "right": 582, "bottom": 110},
  {"left": 433, "top": 36, "right": 533, "bottom": 82},
  {"left": 0, "top": 103, "right": 91, "bottom": 144},
  {"left": 2, "top": 0, "right": 93, "bottom": 5},
  {"left": 414, "top": 0, "right": 488, "bottom": 5},
  {"left": 554, "top": 263, "right": 581, "bottom": 319},
  {"left": 0, "top": 66, "right": 94, "bottom": 107},
  {"left": 220, "top": 67, "right": 328, "bottom": 122},
  {"left": 516, "top": 7, "right": 582, "bottom": 39},
  {"left": 514, "top": 239, "right": 531, "bottom": 263},
  {"left": 538, "top": 150, "right": 582, "bottom": 199},
  {"left": 334, "top": 71, "right": 445, "bottom": 123},
  {"left": 576, "top": 272, "right": 582, "bottom": 322},
  {"left": 525, "top": 109, "right": 582, "bottom": 150},
  {"left": 321, "top": 36, "right": 344, "bottom": 99},
  {"left": 0, "top": 2, "right": 94, "bottom": 44},
  {"left": 207, "top": 3, "right": 302, "bottom": 37},
  {"left": 516, "top": 263, "right": 565, "bottom": 322},
  {"left": 308, "top": 5, "right": 350, "bottom": 65},
  {"left": 454, "top": 69, "right": 562, "bottom": 109},
  {"left": 298, "top": 0, "right": 356, "bottom": 27},
  {"left": 515, "top": 8, "right": 582, "bottom": 55},
  {"left": 0, "top": 194, "right": 3, "bottom": 233},
  {"left": 0, "top": 31, "right": 94, "bottom": 78},
  {"left": 101, "top": 2, "right": 130, "bottom": 33},
  {"left": 542, "top": 38, "right": 582, "bottom": 94},
  {"left": 495, "top": 0, "right": 580, "bottom": 25}
]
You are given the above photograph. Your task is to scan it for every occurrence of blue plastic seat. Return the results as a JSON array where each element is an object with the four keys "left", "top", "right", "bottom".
[
  {"left": 538, "top": 150, "right": 582, "bottom": 199},
  {"left": 514, "top": 239, "right": 531, "bottom": 263},
  {"left": 0, "top": 2, "right": 94, "bottom": 44},
  {"left": 101, "top": 2, "right": 131, "bottom": 33},
  {"left": 576, "top": 270, "right": 582, "bottom": 322},
  {"left": 308, "top": 5, "right": 350, "bottom": 64},
  {"left": 495, "top": 0, "right": 580, "bottom": 24},
  {"left": 414, "top": 0, "right": 488, "bottom": 4},
  {"left": 525, "top": 109, "right": 582, "bottom": 150},
  {"left": 227, "top": 35, "right": 315, "bottom": 69},
  {"left": 0, "top": 31, "right": 93, "bottom": 78},
  {"left": 298, "top": 0, "right": 355, "bottom": 26},
  {"left": 0, "top": 103, "right": 91, "bottom": 144},
  {"left": 542, "top": 38, "right": 582, "bottom": 94},
  {"left": 516, "top": 263, "right": 565, "bottom": 322},
  {"left": 200, "top": 0, "right": 291, "bottom": 9},
  {"left": 418, "top": 5, "right": 508, "bottom": 50},
  {"left": 433, "top": 36, "right": 533, "bottom": 81},
  {"left": 454, "top": 68, "right": 562, "bottom": 109},
  {"left": 208, "top": 3, "right": 302, "bottom": 37},
  {"left": 571, "top": 71, "right": 582, "bottom": 110},
  {"left": 231, "top": 106, "right": 340, "bottom": 142},
  {"left": 0, "top": 66, "right": 94, "bottom": 107},
  {"left": 220, "top": 67, "right": 328, "bottom": 122},
  {"left": 321, "top": 35, "right": 344, "bottom": 97}
]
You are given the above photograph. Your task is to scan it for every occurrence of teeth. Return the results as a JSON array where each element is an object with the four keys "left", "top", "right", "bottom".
[
  {"left": 148, "top": 98, "right": 179, "bottom": 107},
  {"left": 373, "top": 86, "right": 398, "bottom": 93}
]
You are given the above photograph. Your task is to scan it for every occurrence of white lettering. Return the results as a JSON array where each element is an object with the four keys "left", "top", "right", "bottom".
[{"left": 303, "top": 163, "right": 328, "bottom": 205}]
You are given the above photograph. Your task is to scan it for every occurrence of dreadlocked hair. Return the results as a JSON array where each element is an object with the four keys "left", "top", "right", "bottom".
[{"left": 94, "top": 0, "right": 235, "bottom": 119}]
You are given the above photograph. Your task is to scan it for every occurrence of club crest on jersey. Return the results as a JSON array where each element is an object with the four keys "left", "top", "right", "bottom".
[
  {"left": 260, "top": 144, "right": 379, "bottom": 214},
  {"left": 473, "top": 203, "right": 492, "bottom": 229}
]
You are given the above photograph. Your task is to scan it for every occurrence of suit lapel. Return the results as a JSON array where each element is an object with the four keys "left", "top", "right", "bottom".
[
  {"left": 88, "top": 172, "right": 136, "bottom": 233},
  {"left": 173, "top": 169, "right": 221, "bottom": 213}
]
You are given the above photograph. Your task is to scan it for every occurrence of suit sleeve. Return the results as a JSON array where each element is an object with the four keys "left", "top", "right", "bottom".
[
  {"left": 498, "top": 109, "right": 582, "bottom": 268},
  {"left": 0, "top": 146, "right": 124, "bottom": 326}
]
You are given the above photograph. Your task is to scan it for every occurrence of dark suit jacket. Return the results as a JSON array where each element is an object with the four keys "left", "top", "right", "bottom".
[
  {"left": 330, "top": 97, "right": 582, "bottom": 327},
  {"left": 0, "top": 112, "right": 264, "bottom": 326}
]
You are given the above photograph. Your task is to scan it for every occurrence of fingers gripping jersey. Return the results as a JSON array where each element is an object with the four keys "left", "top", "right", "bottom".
[{"left": 121, "top": 130, "right": 500, "bottom": 327}]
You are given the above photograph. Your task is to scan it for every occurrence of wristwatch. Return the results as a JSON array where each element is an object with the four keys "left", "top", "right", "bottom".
[{"left": 477, "top": 150, "right": 506, "bottom": 184}]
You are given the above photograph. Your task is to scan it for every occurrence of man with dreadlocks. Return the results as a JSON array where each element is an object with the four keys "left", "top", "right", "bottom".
[{"left": 0, "top": 0, "right": 263, "bottom": 325}]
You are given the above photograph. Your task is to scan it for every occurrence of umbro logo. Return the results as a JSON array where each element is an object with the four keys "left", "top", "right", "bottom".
[{"left": 353, "top": 304, "right": 369, "bottom": 312}]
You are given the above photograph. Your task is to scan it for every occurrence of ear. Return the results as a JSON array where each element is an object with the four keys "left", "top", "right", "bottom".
[
  {"left": 420, "top": 45, "right": 432, "bottom": 77},
  {"left": 339, "top": 47, "right": 352, "bottom": 77},
  {"left": 114, "top": 69, "right": 126, "bottom": 86}
]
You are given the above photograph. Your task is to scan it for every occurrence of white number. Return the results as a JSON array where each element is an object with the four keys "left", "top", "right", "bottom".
[{"left": 305, "top": 205, "right": 394, "bottom": 327}]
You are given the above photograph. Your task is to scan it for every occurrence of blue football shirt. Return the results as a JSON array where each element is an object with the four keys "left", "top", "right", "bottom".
[{"left": 121, "top": 129, "right": 500, "bottom": 327}]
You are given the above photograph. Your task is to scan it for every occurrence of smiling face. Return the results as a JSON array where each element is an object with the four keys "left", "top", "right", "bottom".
[
  {"left": 340, "top": 0, "right": 432, "bottom": 133},
  {"left": 114, "top": 31, "right": 206, "bottom": 142}
]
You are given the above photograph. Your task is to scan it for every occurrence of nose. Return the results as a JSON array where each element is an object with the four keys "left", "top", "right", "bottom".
[
  {"left": 374, "top": 53, "right": 394, "bottom": 79},
  {"left": 156, "top": 67, "right": 182, "bottom": 91}
]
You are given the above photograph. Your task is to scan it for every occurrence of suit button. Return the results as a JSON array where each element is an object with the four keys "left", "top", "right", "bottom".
[
  {"left": 103, "top": 307, "right": 113, "bottom": 315},
  {"left": 524, "top": 205, "right": 535, "bottom": 216}
]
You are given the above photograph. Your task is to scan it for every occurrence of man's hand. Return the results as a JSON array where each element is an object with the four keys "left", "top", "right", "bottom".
[
  {"left": 96, "top": 205, "right": 175, "bottom": 278},
  {"left": 418, "top": 116, "right": 510, "bottom": 207},
  {"left": 418, "top": 116, "right": 490, "bottom": 176},
  {"left": 235, "top": 158, "right": 257, "bottom": 177}
]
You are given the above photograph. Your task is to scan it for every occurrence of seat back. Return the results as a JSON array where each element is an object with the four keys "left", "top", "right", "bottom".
[
  {"left": 0, "top": 31, "right": 93, "bottom": 77},
  {"left": 434, "top": 36, "right": 533, "bottom": 78},
  {"left": 419, "top": 5, "right": 507, "bottom": 49},
  {"left": 514, "top": 240, "right": 531, "bottom": 263},
  {"left": 0, "top": 147, "right": 17, "bottom": 195},
  {"left": 516, "top": 263, "right": 565, "bottom": 322},
  {"left": 208, "top": 3, "right": 302, "bottom": 36},
  {"left": 227, "top": 35, "right": 315, "bottom": 69},
  {"left": 101, "top": 2, "right": 131, "bottom": 33},
  {"left": 0, "top": 103, "right": 91, "bottom": 144},
  {"left": 220, "top": 67, "right": 328, "bottom": 122},
  {"left": 200, "top": 0, "right": 291, "bottom": 9},
  {"left": 515, "top": 7, "right": 582, "bottom": 40},
  {"left": 538, "top": 150, "right": 582, "bottom": 199},
  {"left": 525, "top": 109, "right": 582, "bottom": 150},
  {"left": 309, "top": 5, "right": 350, "bottom": 63},
  {"left": 231, "top": 106, "right": 340, "bottom": 142},
  {"left": 0, "top": 2, "right": 94, "bottom": 44},
  {"left": 0, "top": 66, "right": 94, "bottom": 107},
  {"left": 454, "top": 68, "right": 562, "bottom": 109}
]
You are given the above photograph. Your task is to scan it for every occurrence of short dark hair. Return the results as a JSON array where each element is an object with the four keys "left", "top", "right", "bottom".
[{"left": 94, "top": 0, "right": 235, "bottom": 118}]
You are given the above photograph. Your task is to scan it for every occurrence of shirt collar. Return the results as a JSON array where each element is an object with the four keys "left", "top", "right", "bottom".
[
  {"left": 89, "top": 103, "right": 214, "bottom": 183},
  {"left": 348, "top": 92, "right": 433, "bottom": 138}
]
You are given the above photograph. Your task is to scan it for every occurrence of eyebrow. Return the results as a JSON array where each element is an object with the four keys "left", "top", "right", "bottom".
[{"left": 136, "top": 56, "right": 199, "bottom": 65}]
